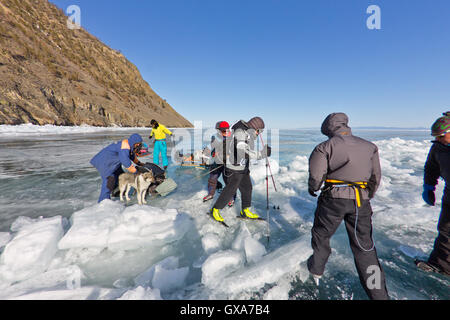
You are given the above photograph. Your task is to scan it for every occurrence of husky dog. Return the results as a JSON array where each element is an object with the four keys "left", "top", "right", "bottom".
[{"left": 118, "top": 171, "right": 155, "bottom": 205}]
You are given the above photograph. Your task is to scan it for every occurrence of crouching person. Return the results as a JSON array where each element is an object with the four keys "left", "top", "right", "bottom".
[
  {"left": 307, "top": 113, "right": 389, "bottom": 300},
  {"left": 90, "top": 133, "right": 145, "bottom": 203}
]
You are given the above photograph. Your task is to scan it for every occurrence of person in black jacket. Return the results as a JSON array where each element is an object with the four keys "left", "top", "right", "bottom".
[{"left": 416, "top": 112, "right": 450, "bottom": 276}]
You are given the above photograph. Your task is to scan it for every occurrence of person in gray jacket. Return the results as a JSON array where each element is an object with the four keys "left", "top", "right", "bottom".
[
  {"left": 209, "top": 117, "right": 271, "bottom": 224},
  {"left": 307, "top": 112, "right": 389, "bottom": 300}
]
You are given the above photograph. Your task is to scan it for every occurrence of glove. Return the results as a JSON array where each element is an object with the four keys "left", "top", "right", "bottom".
[
  {"left": 308, "top": 188, "right": 317, "bottom": 197},
  {"left": 422, "top": 184, "right": 436, "bottom": 206},
  {"left": 261, "top": 145, "right": 272, "bottom": 158}
]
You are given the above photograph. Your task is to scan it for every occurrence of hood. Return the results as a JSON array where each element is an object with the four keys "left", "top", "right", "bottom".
[
  {"left": 231, "top": 120, "right": 249, "bottom": 131},
  {"left": 232, "top": 120, "right": 259, "bottom": 140},
  {"left": 321, "top": 113, "right": 352, "bottom": 138},
  {"left": 128, "top": 133, "right": 143, "bottom": 146}
]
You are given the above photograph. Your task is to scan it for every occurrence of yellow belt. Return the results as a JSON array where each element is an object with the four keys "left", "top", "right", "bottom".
[{"left": 324, "top": 179, "right": 368, "bottom": 207}]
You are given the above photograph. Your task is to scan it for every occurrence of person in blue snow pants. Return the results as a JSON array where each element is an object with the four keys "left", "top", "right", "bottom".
[
  {"left": 90, "top": 133, "right": 145, "bottom": 203},
  {"left": 153, "top": 139, "right": 169, "bottom": 168},
  {"left": 149, "top": 119, "right": 173, "bottom": 170}
]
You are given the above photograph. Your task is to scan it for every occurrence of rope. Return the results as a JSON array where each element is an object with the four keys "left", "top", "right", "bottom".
[
  {"left": 325, "top": 182, "right": 375, "bottom": 252},
  {"left": 353, "top": 201, "right": 375, "bottom": 252}
]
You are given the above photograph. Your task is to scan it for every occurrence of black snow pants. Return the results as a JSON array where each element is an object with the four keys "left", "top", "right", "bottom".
[
  {"left": 307, "top": 196, "right": 389, "bottom": 300},
  {"left": 428, "top": 202, "right": 450, "bottom": 273},
  {"left": 213, "top": 168, "right": 252, "bottom": 210}
]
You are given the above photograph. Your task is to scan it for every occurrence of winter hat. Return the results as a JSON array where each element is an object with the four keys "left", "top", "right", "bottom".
[
  {"left": 247, "top": 117, "right": 265, "bottom": 130},
  {"left": 431, "top": 114, "right": 450, "bottom": 137}
]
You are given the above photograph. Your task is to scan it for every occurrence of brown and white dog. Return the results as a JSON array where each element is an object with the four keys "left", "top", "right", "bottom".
[{"left": 118, "top": 171, "right": 155, "bottom": 205}]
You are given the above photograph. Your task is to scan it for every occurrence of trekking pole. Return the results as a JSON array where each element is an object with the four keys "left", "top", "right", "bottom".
[
  {"left": 259, "top": 134, "right": 277, "bottom": 244},
  {"left": 265, "top": 158, "right": 270, "bottom": 244},
  {"left": 259, "top": 134, "right": 277, "bottom": 192}
]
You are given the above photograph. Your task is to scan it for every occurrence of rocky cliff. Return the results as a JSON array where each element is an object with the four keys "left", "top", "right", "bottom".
[{"left": 0, "top": 0, "right": 192, "bottom": 127}]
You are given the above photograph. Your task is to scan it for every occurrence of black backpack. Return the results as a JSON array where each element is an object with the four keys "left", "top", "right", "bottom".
[{"left": 143, "top": 163, "right": 166, "bottom": 183}]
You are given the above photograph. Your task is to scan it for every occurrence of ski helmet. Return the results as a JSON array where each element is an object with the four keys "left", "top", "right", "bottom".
[
  {"left": 431, "top": 115, "right": 450, "bottom": 137},
  {"left": 215, "top": 121, "right": 230, "bottom": 131},
  {"left": 247, "top": 117, "right": 265, "bottom": 130}
]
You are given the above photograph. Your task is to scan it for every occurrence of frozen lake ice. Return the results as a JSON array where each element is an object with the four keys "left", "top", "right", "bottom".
[{"left": 0, "top": 124, "right": 448, "bottom": 300}]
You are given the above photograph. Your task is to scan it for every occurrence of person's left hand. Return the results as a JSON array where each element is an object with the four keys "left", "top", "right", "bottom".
[
  {"left": 308, "top": 188, "right": 317, "bottom": 197},
  {"left": 261, "top": 145, "right": 272, "bottom": 158},
  {"left": 422, "top": 184, "right": 436, "bottom": 206}
]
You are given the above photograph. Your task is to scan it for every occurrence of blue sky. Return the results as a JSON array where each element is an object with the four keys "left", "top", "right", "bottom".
[{"left": 49, "top": 0, "right": 450, "bottom": 129}]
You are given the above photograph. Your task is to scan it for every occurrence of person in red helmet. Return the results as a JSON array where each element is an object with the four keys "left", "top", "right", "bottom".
[{"left": 203, "top": 121, "right": 236, "bottom": 207}]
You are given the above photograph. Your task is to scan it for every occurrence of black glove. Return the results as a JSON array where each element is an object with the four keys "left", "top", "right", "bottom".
[
  {"left": 308, "top": 188, "right": 317, "bottom": 197},
  {"left": 261, "top": 145, "right": 272, "bottom": 158}
]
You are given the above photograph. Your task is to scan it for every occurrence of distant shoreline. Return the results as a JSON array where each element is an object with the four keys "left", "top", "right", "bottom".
[
  {"left": 283, "top": 127, "right": 428, "bottom": 131},
  {"left": 0, "top": 123, "right": 429, "bottom": 136}
]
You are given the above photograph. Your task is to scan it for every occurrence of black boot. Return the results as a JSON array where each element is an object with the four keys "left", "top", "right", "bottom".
[{"left": 415, "top": 259, "right": 450, "bottom": 276}]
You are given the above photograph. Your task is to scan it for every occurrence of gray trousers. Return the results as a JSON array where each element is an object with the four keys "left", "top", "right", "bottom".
[{"left": 307, "top": 196, "right": 389, "bottom": 300}]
